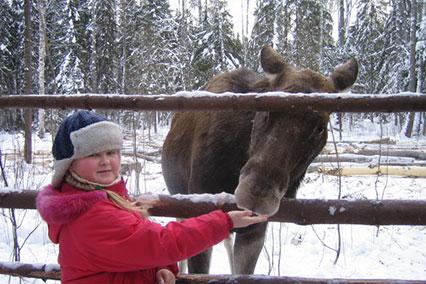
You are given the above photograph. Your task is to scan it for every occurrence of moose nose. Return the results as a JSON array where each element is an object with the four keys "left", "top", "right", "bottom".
[{"left": 235, "top": 177, "right": 281, "bottom": 216}]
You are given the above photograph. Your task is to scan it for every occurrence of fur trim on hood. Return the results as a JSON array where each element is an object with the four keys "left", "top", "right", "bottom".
[{"left": 36, "top": 185, "right": 107, "bottom": 225}]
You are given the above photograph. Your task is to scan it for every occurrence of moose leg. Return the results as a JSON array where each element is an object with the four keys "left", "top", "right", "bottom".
[
  {"left": 188, "top": 248, "right": 212, "bottom": 274},
  {"left": 233, "top": 221, "right": 268, "bottom": 274}
]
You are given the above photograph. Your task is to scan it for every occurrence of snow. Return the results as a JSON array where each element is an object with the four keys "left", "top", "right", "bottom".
[
  {"left": 172, "top": 192, "right": 235, "bottom": 205},
  {"left": 1, "top": 117, "right": 426, "bottom": 283}
]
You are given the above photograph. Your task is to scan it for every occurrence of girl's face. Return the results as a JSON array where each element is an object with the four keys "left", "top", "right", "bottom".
[{"left": 70, "top": 149, "right": 121, "bottom": 184}]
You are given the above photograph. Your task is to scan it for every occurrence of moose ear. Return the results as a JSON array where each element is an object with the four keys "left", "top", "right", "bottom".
[
  {"left": 330, "top": 58, "right": 358, "bottom": 91},
  {"left": 260, "top": 45, "right": 291, "bottom": 76}
]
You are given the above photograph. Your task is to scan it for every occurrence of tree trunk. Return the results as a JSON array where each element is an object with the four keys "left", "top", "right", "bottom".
[
  {"left": 119, "top": 0, "right": 127, "bottom": 94},
  {"left": 24, "top": 0, "right": 33, "bottom": 164},
  {"left": 404, "top": 0, "right": 417, "bottom": 137},
  {"left": 338, "top": 0, "right": 345, "bottom": 47},
  {"left": 198, "top": 0, "right": 203, "bottom": 24},
  {"left": 37, "top": 0, "right": 47, "bottom": 139}
]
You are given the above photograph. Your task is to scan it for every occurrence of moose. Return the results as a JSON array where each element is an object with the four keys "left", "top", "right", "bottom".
[{"left": 161, "top": 45, "right": 358, "bottom": 274}]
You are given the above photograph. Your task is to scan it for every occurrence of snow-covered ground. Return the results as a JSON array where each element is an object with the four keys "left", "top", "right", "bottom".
[{"left": 0, "top": 116, "right": 425, "bottom": 283}]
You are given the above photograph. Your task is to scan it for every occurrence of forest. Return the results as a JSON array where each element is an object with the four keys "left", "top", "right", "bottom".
[
  {"left": 0, "top": 0, "right": 425, "bottom": 137},
  {"left": 1, "top": 1, "right": 426, "bottom": 282}
]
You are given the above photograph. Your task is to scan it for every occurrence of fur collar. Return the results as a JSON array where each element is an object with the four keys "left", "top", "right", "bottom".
[{"left": 36, "top": 184, "right": 108, "bottom": 225}]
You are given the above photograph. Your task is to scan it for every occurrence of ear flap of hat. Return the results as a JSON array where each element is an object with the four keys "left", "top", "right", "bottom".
[{"left": 51, "top": 158, "right": 73, "bottom": 188}]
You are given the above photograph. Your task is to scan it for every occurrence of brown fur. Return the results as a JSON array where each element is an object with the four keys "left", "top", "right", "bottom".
[{"left": 161, "top": 45, "right": 358, "bottom": 274}]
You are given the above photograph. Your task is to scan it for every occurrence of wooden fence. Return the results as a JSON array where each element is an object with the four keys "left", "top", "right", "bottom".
[
  {"left": 1, "top": 93, "right": 426, "bottom": 283},
  {"left": 1, "top": 92, "right": 426, "bottom": 112},
  {"left": 1, "top": 191, "right": 426, "bottom": 226}
]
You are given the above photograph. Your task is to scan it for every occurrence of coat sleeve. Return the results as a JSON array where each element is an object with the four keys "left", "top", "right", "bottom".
[{"left": 69, "top": 200, "right": 233, "bottom": 272}]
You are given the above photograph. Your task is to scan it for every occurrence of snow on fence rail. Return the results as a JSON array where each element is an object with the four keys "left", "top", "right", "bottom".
[
  {"left": 1, "top": 190, "right": 426, "bottom": 226},
  {"left": 1, "top": 92, "right": 426, "bottom": 112}
]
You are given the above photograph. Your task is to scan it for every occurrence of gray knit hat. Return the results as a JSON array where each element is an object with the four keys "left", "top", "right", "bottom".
[{"left": 51, "top": 110, "right": 123, "bottom": 188}]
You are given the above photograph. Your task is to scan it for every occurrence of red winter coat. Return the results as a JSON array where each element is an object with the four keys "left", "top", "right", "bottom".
[{"left": 36, "top": 180, "right": 233, "bottom": 284}]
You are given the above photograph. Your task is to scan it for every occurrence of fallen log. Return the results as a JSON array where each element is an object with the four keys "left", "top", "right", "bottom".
[
  {"left": 2, "top": 190, "right": 426, "bottom": 225},
  {"left": 310, "top": 165, "right": 426, "bottom": 177},
  {"left": 0, "top": 261, "right": 421, "bottom": 283},
  {"left": 344, "top": 148, "right": 426, "bottom": 160},
  {"left": 313, "top": 153, "right": 424, "bottom": 165}
]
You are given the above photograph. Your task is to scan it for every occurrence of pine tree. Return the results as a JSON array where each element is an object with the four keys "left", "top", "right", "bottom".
[
  {"left": 291, "top": 0, "right": 334, "bottom": 71},
  {"left": 209, "top": 0, "right": 242, "bottom": 71},
  {"left": 9, "top": 0, "right": 25, "bottom": 95},
  {"left": 117, "top": 0, "right": 137, "bottom": 94},
  {"left": 74, "top": 0, "right": 93, "bottom": 93},
  {"left": 275, "top": 0, "right": 292, "bottom": 58},
  {"left": 346, "top": 0, "right": 387, "bottom": 94},
  {"left": 45, "top": 0, "right": 68, "bottom": 95},
  {"left": 123, "top": 0, "right": 178, "bottom": 95},
  {"left": 117, "top": 0, "right": 143, "bottom": 95},
  {"left": 0, "top": 0, "right": 14, "bottom": 95},
  {"left": 0, "top": 0, "right": 24, "bottom": 130},
  {"left": 92, "top": 0, "right": 119, "bottom": 94},
  {"left": 192, "top": 0, "right": 242, "bottom": 88},
  {"left": 171, "top": 3, "right": 197, "bottom": 91},
  {"left": 247, "top": 0, "right": 275, "bottom": 71},
  {"left": 376, "top": 0, "right": 410, "bottom": 94},
  {"left": 56, "top": 0, "right": 85, "bottom": 94}
]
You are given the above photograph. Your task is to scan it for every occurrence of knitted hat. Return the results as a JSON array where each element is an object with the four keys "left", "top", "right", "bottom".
[{"left": 51, "top": 110, "right": 123, "bottom": 188}]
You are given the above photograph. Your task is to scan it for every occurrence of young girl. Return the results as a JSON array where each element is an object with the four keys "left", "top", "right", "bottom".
[{"left": 36, "top": 110, "right": 267, "bottom": 284}]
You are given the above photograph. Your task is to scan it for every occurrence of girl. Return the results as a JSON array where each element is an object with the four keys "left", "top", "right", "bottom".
[{"left": 36, "top": 110, "right": 267, "bottom": 284}]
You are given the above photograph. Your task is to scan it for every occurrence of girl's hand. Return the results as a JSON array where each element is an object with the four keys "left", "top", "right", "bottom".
[
  {"left": 156, "top": 268, "right": 176, "bottom": 284},
  {"left": 227, "top": 210, "right": 268, "bottom": 228}
]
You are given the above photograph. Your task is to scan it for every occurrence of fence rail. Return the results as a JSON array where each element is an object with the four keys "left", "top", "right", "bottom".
[
  {"left": 2, "top": 190, "right": 426, "bottom": 225},
  {"left": 1, "top": 92, "right": 426, "bottom": 112},
  {"left": 2, "top": 93, "right": 426, "bottom": 282},
  {"left": 0, "top": 261, "right": 421, "bottom": 283}
]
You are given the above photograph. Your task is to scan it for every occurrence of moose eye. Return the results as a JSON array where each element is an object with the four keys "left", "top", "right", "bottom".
[{"left": 317, "top": 125, "right": 325, "bottom": 135}]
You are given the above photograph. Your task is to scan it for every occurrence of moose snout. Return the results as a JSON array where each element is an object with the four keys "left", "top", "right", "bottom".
[{"left": 234, "top": 174, "right": 283, "bottom": 216}]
